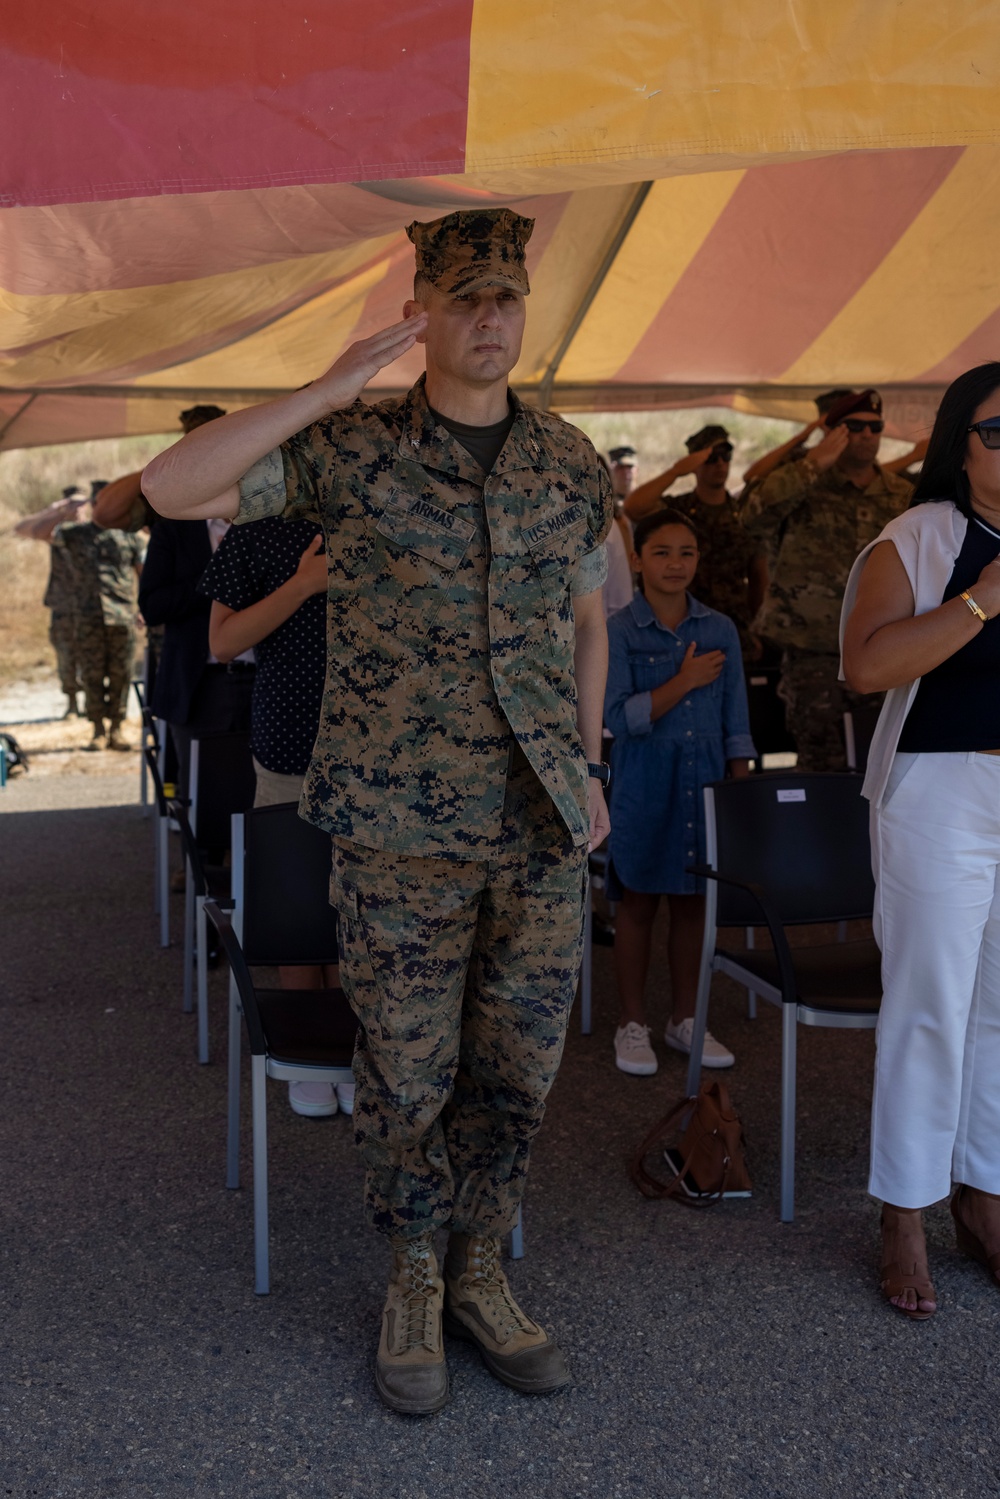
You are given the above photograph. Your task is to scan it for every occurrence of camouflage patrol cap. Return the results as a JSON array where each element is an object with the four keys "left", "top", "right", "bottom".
[
  {"left": 823, "top": 388, "right": 883, "bottom": 426},
  {"left": 686, "top": 424, "right": 730, "bottom": 453},
  {"left": 406, "top": 209, "right": 534, "bottom": 296},
  {"left": 608, "top": 445, "right": 638, "bottom": 466},
  {"left": 179, "top": 404, "right": 226, "bottom": 433}
]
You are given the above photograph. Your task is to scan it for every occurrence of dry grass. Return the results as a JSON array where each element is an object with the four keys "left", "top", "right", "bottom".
[
  {"left": 0, "top": 414, "right": 910, "bottom": 693},
  {"left": 0, "top": 434, "right": 174, "bottom": 688}
]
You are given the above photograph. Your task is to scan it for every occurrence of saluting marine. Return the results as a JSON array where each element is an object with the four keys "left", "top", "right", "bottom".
[
  {"left": 55, "top": 508, "right": 144, "bottom": 750},
  {"left": 142, "top": 208, "right": 613, "bottom": 1415}
]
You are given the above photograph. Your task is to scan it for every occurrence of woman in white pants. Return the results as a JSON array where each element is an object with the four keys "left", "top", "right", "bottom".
[{"left": 842, "top": 361, "right": 1000, "bottom": 1320}]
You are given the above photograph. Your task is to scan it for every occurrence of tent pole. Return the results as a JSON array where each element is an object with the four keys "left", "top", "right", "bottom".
[
  {"left": 0, "top": 392, "right": 38, "bottom": 447},
  {"left": 536, "top": 181, "right": 653, "bottom": 413}
]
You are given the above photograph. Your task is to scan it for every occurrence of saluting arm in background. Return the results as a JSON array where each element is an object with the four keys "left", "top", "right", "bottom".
[
  {"left": 741, "top": 423, "right": 850, "bottom": 542},
  {"left": 622, "top": 446, "right": 714, "bottom": 522}
]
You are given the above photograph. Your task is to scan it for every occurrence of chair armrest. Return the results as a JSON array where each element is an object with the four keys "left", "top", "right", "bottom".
[
  {"left": 204, "top": 899, "right": 267, "bottom": 1054},
  {"left": 687, "top": 862, "right": 799, "bottom": 1005},
  {"left": 167, "top": 799, "right": 207, "bottom": 897}
]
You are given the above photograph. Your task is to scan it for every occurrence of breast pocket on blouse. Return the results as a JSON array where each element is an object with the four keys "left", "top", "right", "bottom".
[
  {"left": 628, "top": 649, "right": 678, "bottom": 694},
  {"left": 521, "top": 503, "right": 589, "bottom": 658},
  {"left": 354, "top": 497, "right": 475, "bottom": 644}
]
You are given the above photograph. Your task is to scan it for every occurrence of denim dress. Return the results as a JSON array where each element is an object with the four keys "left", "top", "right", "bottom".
[{"left": 603, "top": 592, "right": 755, "bottom": 896}]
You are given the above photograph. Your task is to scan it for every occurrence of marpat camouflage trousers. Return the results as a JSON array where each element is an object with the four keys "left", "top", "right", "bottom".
[
  {"left": 779, "top": 647, "right": 884, "bottom": 773},
  {"left": 49, "top": 611, "right": 80, "bottom": 697},
  {"left": 332, "top": 816, "right": 588, "bottom": 1240},
  {"left": 76, "top": 616, "right": 135, "bottom": 727}
]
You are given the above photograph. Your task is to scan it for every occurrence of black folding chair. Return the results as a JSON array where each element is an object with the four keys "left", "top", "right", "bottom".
[
  {"left": 143, "top": 737, "right": 174, "bottom": 949},
  {"left": 182, "top": 733, "right": 257, "bottom": 1062},
  {"left": 686, "top": 772, "right": 881, "bottom": 1221},
  {"left": 132, "top": 678, "right": 154, "bottom": 817},
  {"left": 744, "top": 665, "right": 796, "bottom": 770},
  {"left": 209, "top": 801, "right": 355, "bottom": 1294}
]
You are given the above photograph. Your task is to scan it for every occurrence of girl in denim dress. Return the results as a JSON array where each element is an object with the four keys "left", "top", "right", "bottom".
[{"left": 603, "top": 509, "right": 755, "bottom": 1077}]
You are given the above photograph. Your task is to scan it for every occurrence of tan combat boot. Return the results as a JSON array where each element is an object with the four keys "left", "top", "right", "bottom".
[
  {"left": 107, "top": 722, "right": 131, "bottom": 751},
  {"left": 443, "top": 1233, "right": 570, "bottom": 1394},
  {"left": 83, "top": 720, "right": 105, "bottom": 752},
  {"left": 375, "top": 1235, "right": 449, "bottom": 1415}
]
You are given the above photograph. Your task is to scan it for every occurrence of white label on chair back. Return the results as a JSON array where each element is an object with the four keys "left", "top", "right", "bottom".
[{"left": 777, "top": 789, "right": 806, "bottom": 802}]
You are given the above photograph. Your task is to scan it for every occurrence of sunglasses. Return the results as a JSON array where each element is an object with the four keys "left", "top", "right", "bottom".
[
  {"left": 968, "top": 419, "right": 1000, "bottom": 450},
  {"left": 843, "top": 418, "right": 884, "bottom": 434},
  {"left": 708, "top": 442, "right": 734, "bottom": 461}
]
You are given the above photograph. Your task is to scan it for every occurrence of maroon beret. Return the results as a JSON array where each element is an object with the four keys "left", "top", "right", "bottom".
[{"left": 824, "top": 389, "right": 883, "bottom": 426}]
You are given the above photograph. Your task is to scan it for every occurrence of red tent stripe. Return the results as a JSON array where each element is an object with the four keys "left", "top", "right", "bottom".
[
  {"left": 614, "top": 147, "right": 964, "bottom": 385},
  {"left": 1, "top": 1, "right": 475, "bottom": 209}
]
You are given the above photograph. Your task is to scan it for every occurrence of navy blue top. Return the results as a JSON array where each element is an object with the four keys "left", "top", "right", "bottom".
[
  {"left": 604, "top": 592, "right": 755, "bottom": 895},
  {"left": 898, "top": 513, "right": 1000, "bottom": 752},
  {"left": 199, "top": 518, "right": 326, "bottom": 775}
]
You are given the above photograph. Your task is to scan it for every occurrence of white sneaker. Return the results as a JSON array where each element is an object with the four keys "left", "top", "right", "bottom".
[
  {"left": 288, "top": 1081, "right": 338, "bottom": 1117},
  {"left": 614, "top": 1022, "right": 658, "bottom": 1076},
  {"left": 335, "top": 1082, "right": 355, "bottom": 1115},
  {"left": 664, "top": 1017, "right": 735, "bottom": 1069}
]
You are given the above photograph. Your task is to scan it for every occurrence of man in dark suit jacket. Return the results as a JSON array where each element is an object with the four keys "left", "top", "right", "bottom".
[{"left": 138, "top": 514, "right": 254, "bottom": 798}]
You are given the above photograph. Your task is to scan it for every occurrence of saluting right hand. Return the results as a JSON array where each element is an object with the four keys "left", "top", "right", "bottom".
[
  {"left": 308, "top": 313, "right": 428, "bottom": 415},
  {"left": 673, "top": 445, "right": 715, "bottom": 477},
  {"left": 808, "top": 424, "right": 850, "bottom": 471},
  {"left": 677, "top": 641, "right": 726, "bottom": 688}
]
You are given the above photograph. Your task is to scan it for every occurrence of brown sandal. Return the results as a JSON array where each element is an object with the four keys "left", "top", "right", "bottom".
[
  {"left": 951, "top": 1185, "right": 1000, "bottom": 1285},
  {"left": 880, "top": 1207, "right": 937, "bottom": 1321}
]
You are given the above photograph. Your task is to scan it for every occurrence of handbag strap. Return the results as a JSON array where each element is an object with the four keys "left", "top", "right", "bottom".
[{"left": 629, "top": 1092, "right": 734, "bottom": 1209}]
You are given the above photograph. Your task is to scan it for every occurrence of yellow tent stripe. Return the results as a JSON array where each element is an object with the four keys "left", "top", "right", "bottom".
[
  {"left": 559, "top": 172, "right": 745, "bottom": 383},
  {"left": 0, "top": 238, "right": 395, "bottom": 387},
  {"left": 467, "top": 0, "right": 1000, "bottom": 181},
  {"left": 133, "top": 255, "right": 395, "bottom": 392},
  {"left": 510, "top": 185, "right": 638, "bottom": 384}
]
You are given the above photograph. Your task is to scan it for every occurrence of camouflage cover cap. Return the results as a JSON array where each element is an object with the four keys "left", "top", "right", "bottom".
[
  {"left": 686, "top": 424, "right": 730, "bottom": 452},
  {"left": 406, "top": 209, "right": 534, "bottom": 295},
  {"left": 179, "top": 404, "right": 227, "bottom": 432}
]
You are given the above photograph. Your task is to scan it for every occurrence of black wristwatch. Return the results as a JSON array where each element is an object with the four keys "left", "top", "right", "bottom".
[{"left": 587, "top": 761, "right": 611, "bottom": 789}]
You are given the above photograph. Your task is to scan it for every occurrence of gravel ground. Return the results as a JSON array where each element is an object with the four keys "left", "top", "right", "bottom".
[{"left": 1, "top": 754, "right": 998, "bottom": 1499}]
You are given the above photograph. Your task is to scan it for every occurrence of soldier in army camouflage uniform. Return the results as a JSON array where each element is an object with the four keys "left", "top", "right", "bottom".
[
  {"left": 143, "top": 209, "right": 613, "bottom": 1415},
  {"left": 54, "top": 517, "right": 145, "bottom": 749},
  {"left": 624, "top": 424, "right": 768, "bottom": 652},
  {"left": 742, "top": 389, "right": 912, "bottom": 770},
  {"left": 45, "top": 532, "right": 84, "bottom": 714}
]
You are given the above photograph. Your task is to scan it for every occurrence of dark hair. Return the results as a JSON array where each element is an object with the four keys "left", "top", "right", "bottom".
[
  {"left": 632, "top": 507, "right": 700, "bottom": 554},
  {"left": 911, "top": 362, "right": 1000, "bottom": 515}
]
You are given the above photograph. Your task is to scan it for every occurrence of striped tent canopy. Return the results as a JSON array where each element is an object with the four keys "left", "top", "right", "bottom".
[{"left": 3, "top": 1, "right": 1000, "bottom": 449}]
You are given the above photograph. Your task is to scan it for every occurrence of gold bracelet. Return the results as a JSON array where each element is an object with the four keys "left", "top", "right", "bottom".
[{"left": 961, "top": 590, "right": 989, "bottom": 623}]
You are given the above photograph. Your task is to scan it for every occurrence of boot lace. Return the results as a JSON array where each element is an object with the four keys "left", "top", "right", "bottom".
[
  {"left": 397, "top": 1240, "right": 438, "bottom": 1351},
  {"left": 468, "top": 1237, "right": 535, "bottom": 1340}
]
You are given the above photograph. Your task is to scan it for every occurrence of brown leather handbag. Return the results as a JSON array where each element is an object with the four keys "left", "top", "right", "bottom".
[{"left": 630, "top": 1078, "right": 752, "bottom": 1207}]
